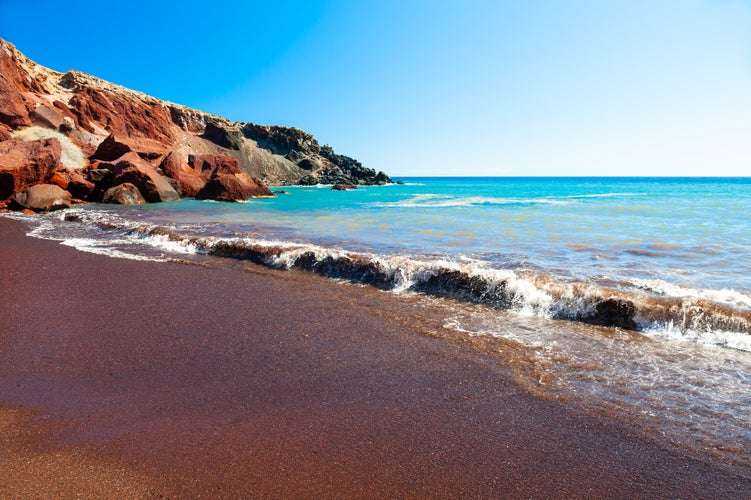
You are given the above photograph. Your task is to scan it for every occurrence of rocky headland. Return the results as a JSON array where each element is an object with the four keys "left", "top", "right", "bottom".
[{"left": 0, "top": 38, "right": 391, "bottom": 211}]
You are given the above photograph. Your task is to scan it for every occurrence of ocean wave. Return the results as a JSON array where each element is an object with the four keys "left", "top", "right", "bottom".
[
  {"left": 631, "top": 278, "right": 751, "bottom": 310},
  {"left": 371, "top": 194, "right": 574, "bottom": 208},
  {"left": 59, "top": 237, "right": 167, "bottom": 261},
  {"left": 20, "top": 208, "right": 748, "bottom": 349},
  {"left": 562, "top": 192, "right": 643, "bottom": 199}
]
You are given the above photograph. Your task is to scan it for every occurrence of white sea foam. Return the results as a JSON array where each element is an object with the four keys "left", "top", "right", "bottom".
[
  {"left": 371, "top": 194, "right": 574, "bottom": 208},
  {"left": 59, "top": 237, "right": 166, "bottom": 261},
  {"left": 135, "top": 232, "right": 201, "bottom": 255},
  {"left": 643, "top": 323, "right": 751, "bottom": 352},
  {"left": 632, "top": 278, "right": 751, "bottom": 310},
  {"left": 562, "top": 192, "right": 642, "bottom": 199}
]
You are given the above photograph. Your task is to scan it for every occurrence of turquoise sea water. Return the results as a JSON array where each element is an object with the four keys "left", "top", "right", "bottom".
[
  {"left": 105, "top": 176, "right": 748, "bottom": 284},
  {"left": 11, "top": 176, "right": 751, "bottom": 470},
  {"left": 193, "top": 176, "right": 751, "bottom": 293}
]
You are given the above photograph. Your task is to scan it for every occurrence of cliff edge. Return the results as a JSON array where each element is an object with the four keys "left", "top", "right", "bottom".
[{"left": 0, "top": 38, "right": 391, "bottom": 209}]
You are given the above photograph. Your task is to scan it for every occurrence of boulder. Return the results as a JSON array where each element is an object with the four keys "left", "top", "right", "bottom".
[
  {"left": 374, "top": 171, "right": 391, "bottom": 185},
  {"left": 29, "top": 103, "right": 67, "bottom": 130},
  {"left": 12, "top": 183, "right": 71, "bottom": 211},
  {"left": 332, "top": 184, "right": 357, "bottom": 191},
  {"left": 298, "top": 174, "right": 318, "bottom": 186},
  {"left": 188, "top": 154, "right": 241, "bottom": 176},
  {"left": 195, "top": 172, "right": 273, "bottom": 202},
  {"left": 104, "top": 152, "right": 179, "bottom": 203},
  {"left": 58, "top": 170, "right": 96, "bottom": 199},
  {"left": 89, "top": 134, "right": 133, "bottom": 162},
  {"left": 586, "top": 298, "right": 638, "bottom": 330},
  {"left": 84, "top": 165, "right": 114, "bottom": 200},
  {"left": 102, "top": 182, "right": 146, "bottom": 205},
  {"left": 90, "top": 133, "right": 167, "bottom": 162},
  {"left": 51, "top": 100, "right": 80, "bottom": 127},
  {"left": 85, "top": 163, "right": 109, "bottom": 182},
  {"left": 160, "top": 151, "right": 205, "bottom": 197},
  {"left": 0, "top": 137, "right": 61, "bottom": 199}
]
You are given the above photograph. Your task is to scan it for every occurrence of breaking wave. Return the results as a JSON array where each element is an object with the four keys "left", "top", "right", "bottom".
[
  {"left": 22, "top": 207, "right": 750, "bottom": 351},
  {"left": 371, "top": 192, "right": 641, "bottom": 208},
  {"left": 371, "top": 194, "right": 575, "bottom": 208}
]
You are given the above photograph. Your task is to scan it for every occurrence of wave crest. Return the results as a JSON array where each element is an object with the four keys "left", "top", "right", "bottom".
[{"left": 26, "top": 208, "right": 751, "bottom": 348}]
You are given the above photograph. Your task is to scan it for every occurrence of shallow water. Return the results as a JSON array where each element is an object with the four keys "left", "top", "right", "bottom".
[
  {"left": 6, "top": 176, "right": 751, "bottom": 471},
  {"left": 441, "top": 304, "right": 751, "bottom": 469}
]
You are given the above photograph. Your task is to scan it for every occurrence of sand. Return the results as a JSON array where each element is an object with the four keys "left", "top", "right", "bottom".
[{"left": 1, "top": 217, "right": 749, "bottom": 498}]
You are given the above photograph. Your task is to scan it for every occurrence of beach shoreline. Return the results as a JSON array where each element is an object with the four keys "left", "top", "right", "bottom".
[{"left": 1, "top": 216, "right": 749, "bottom": 498}]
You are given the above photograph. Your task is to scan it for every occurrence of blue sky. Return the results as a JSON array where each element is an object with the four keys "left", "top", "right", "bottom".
[{"left": 2, "top": 0, "right": 749, "bottom": 176}]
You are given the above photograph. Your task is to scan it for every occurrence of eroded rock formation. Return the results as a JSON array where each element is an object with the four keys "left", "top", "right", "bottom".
[{"left": 0, "top": 37, "right": 391, "bottom": 210}]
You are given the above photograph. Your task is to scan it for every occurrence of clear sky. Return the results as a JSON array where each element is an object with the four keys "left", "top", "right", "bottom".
[{"left": 2, "top": 0, "right": 749, "bottom": 176}]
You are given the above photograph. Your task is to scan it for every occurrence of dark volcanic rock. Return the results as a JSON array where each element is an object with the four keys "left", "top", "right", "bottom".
[
  {"left": 86, "top": 166, "right": 112, "bottom": 183},
  {"left": 297, "top": 158, "right": 319, "bottom": 171},
  {"left": 0, "top": 138, "right": 61, "bottom": 199},
  {"left": 298, "top": 174, "right": 318, "bottom": 186},
  {"left": 195, "top": 173, "right": 274, "bottom": 202},
  {"left": 332, "top": 184, "right": 357, "bottom": 191},
  {"left": 242, "top": 123, "right": 392, "bottom": 186},
  {"left": 202, "top": 120, "right": 243, "bottom": 150},
  {"left": 102, "top": 182, "right": 146, "bottom": 205},
  {"left": 12, "top": 183, "right": 71, "bottom": 211},
  {"left": 586, "top": 298, "right": 638, "bottom": 330},
  {"left": 242, "top": 123, "right": 320, "bottom": 156},
  {"left": 374, "top": 171, "right": 391, "bottom": 184}
]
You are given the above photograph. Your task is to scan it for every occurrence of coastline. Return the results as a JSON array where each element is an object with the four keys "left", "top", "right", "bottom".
[{"left": 1, "top": 217, "right": 749, "bottom": 497}]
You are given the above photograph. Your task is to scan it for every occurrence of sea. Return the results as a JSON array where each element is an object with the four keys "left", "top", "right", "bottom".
[{"left": 7, "top": 176, "right": 751, "bottom": 471}]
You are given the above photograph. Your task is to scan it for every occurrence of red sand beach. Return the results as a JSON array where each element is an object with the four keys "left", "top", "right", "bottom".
[{"left": 1, "top": 217, "right": 749, "bottom": 498}]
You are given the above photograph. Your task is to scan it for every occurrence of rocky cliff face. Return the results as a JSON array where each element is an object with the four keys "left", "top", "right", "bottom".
[{"left": 0, "top": 38, "right": 391, "bottom": 210}]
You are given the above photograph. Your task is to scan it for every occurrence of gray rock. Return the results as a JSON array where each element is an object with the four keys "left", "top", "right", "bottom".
[
  {"left": 102, "top": 182, "right": 147, "bottom": 205},
  {"left": 12, "top": 184, "right": 71, "bottom": 211}
]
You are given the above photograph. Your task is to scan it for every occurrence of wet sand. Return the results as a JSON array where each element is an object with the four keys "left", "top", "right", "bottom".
[{"left": 1, "top": 217, "right": 749, "bottom": 498}]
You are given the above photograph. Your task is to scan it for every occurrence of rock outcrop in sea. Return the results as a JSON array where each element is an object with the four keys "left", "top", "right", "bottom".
[{"left": 0, "top": 38, "right": 391, "bottom": 210}]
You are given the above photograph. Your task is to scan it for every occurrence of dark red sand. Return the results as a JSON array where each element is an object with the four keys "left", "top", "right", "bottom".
[{"left": 1, "top": 217, "right": 749, "bottom": 498}]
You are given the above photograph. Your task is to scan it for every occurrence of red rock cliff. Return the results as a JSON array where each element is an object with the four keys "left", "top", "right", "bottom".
[{"left": 0, "top": 37, "right": 390, "bottom": 209}]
